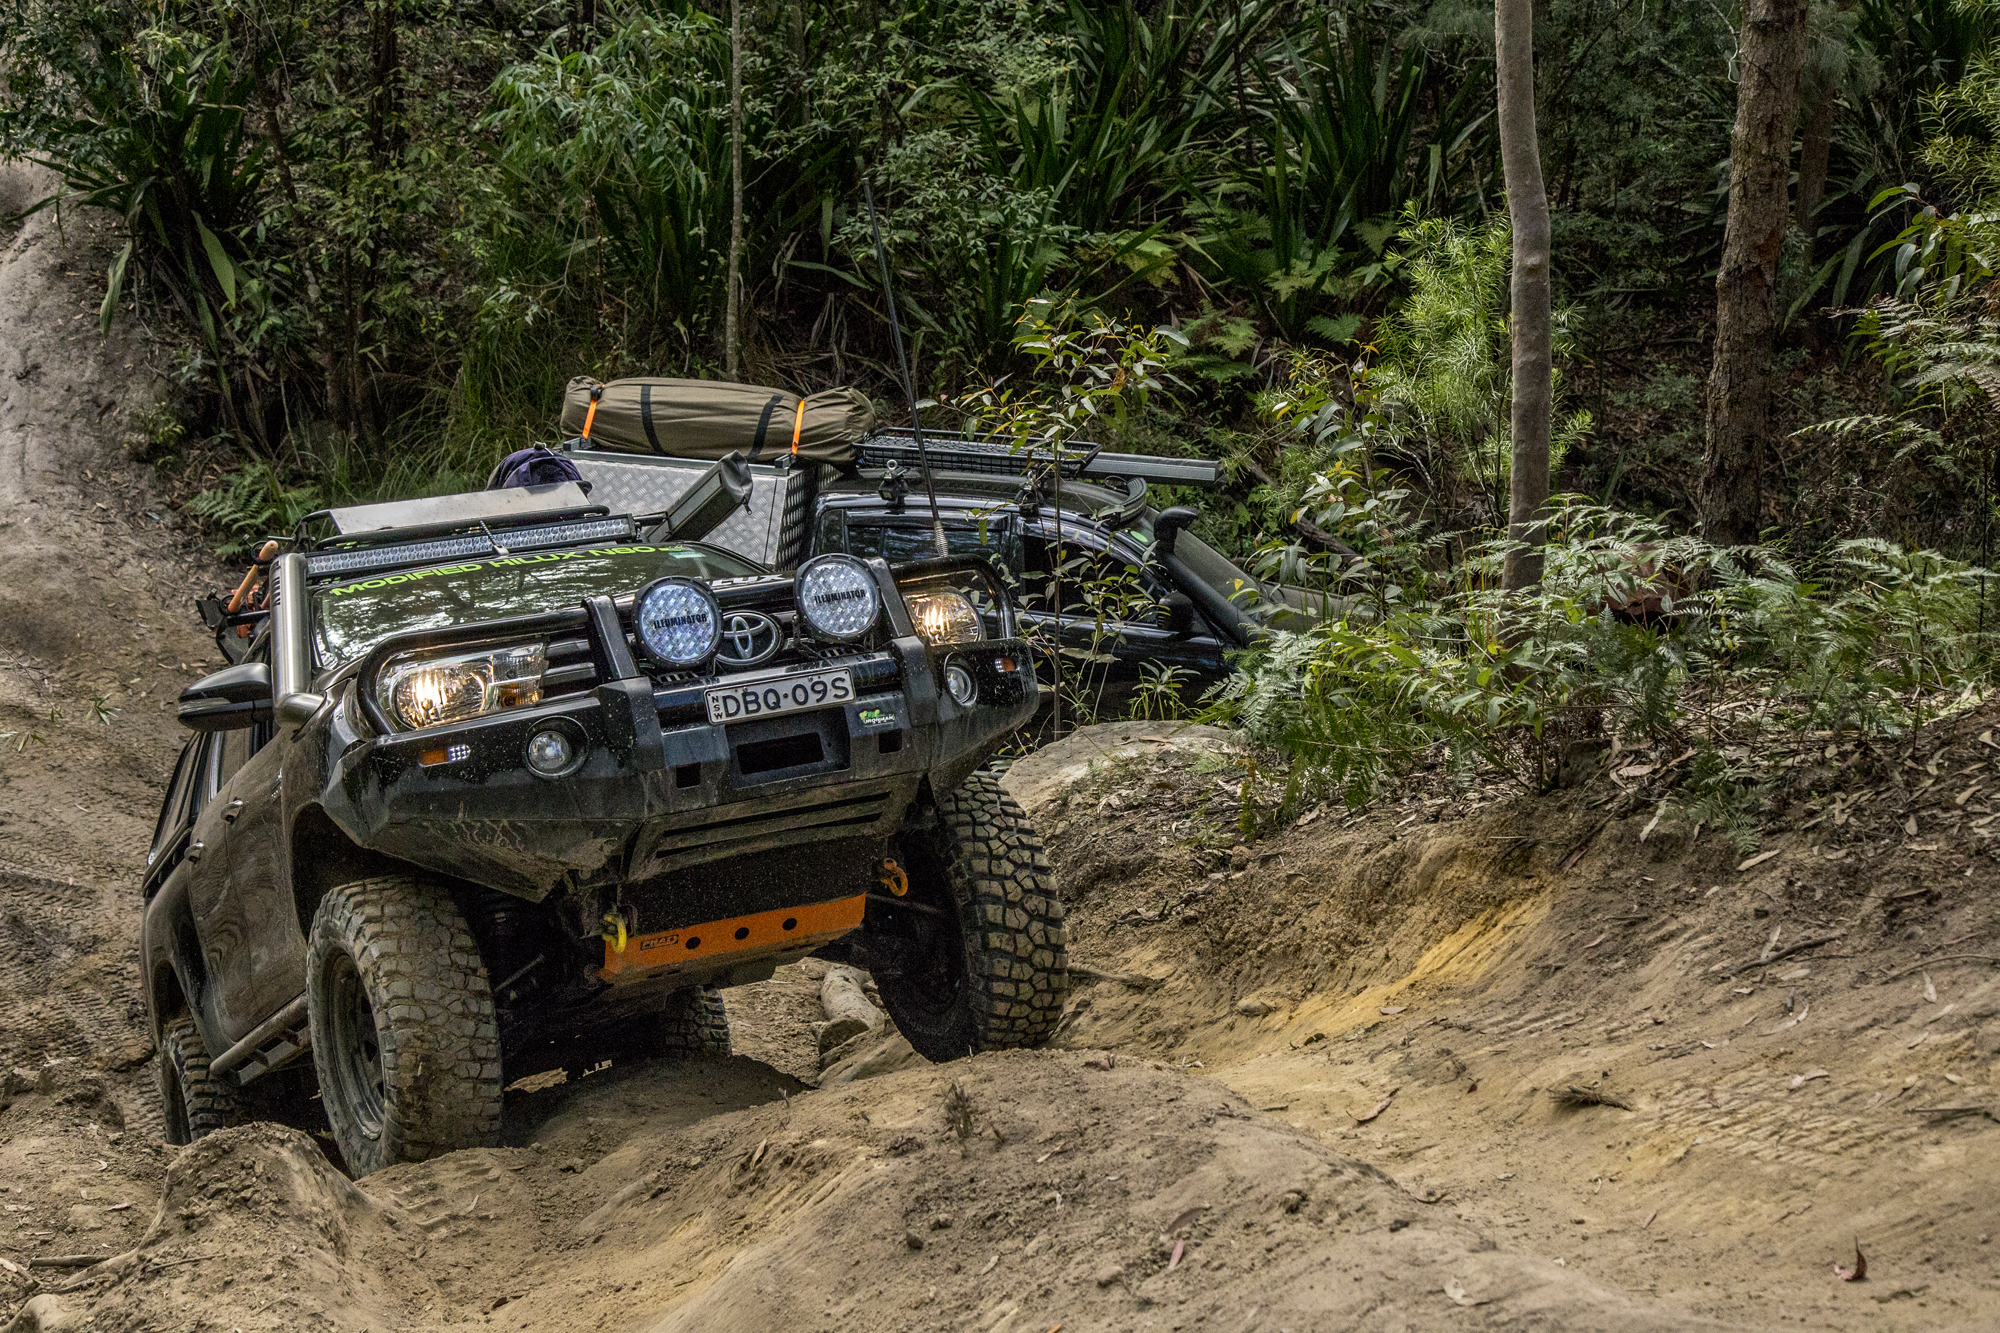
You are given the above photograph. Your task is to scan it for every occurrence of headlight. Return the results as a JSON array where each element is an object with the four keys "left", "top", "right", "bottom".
[
  {"left": 376, "top": 643, "right": 546, "bottom": 731},
  {"left": 795, "top": 554, "right": 880, "bottom": 643},
  {"left": 635, "top": 577, "right": 721, "bottom": 667},
  {"left": 904, "top": 589, "right": 983, "bottom": 645}
]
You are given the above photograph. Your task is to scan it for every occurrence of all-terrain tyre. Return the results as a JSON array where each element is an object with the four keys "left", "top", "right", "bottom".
[
  {"left": 874, "top": 771, "right": 1067, "bottom": 1061},
  {"left": 305, "top": 876, "right": 502, "bottom": 1176},
  {"left": 159, "top": 1015, "right": 236, "bottom": 1145},
  {"left": 649, "top": 985, "right": 731, "bottom": 1057}
]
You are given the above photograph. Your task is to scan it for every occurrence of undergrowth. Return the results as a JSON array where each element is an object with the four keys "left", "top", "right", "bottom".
[{"left": 1211, "top": 499, "right": 2000, "bottom": 821}]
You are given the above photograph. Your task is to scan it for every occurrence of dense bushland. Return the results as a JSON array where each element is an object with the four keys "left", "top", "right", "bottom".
[{"left": 4, "top": 0, "right": 1999, "bottom": 805}]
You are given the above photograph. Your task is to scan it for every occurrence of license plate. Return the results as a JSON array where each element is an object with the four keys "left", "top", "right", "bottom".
[{"left": 705, "top": 668, "right": 854, "bottom": 723}]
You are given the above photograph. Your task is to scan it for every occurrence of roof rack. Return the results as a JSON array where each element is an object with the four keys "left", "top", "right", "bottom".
[{"left": 855, "top": 429, "right": 1220, "bottom": 488}]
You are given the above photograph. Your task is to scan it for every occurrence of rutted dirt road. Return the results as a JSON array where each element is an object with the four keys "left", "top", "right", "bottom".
[{"left": 5, "top": 160, "right": 2000, "bottom": 1331}]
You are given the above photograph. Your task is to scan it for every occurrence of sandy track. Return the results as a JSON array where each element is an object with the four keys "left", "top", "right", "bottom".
[{"left": 9, "top": 156, "right": 1984, "bottom": 1331}]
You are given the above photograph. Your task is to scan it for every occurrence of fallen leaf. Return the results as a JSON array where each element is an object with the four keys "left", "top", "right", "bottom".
[
  {"left": 1639, "top": 799, "right": 1667, "bottom": 843},
  {"left": 1923, "top": 973, "right": 1938, "bottom": 1004},
  {"left": 1379, "top": 1005, "right": 1407, "bottom": 1015},
  {"left": 1945, "top": 1073, "right": 1964, "bottom": 1085},
  {"left": 1762, "top": 1001, "right": 1809, "bottom": 1035},
  {"left": 1616, "top": 764, "right": 1656, "bottom": 779},
  {"left": 1355, "top": 1088, "right": 1400, "bottom": 1124},
  {"left": 1790, "top": 1069, "right": 1829, "bottom": 1090},
  {"left": 1642, "top": 1211, "right": 1658, "bottom": 1230},
  {"left": 1835, "top": 1240, "right": 1867, "bottom": 1282},
  {"left": 1442, "top": 1278, "right": 1487, "bottom": 1307},
  {"left": 1465, "top": 1080, "right": 1479, "bottom": 1094},
  {"left": 1167, "top": 1239, "right": 1185, "bottom": 1271},
  {"left": 980, "top": 1254, "right": 999, "bottom": 1276},
  {"left": 1905, "top": 814, "right": 1920, "bottom": 836},
  {"left": 1581, "top": 932, "right": 1607, "bottom": 950},
  {"left": 1736, "top": 849, "right": 1782, "bottom": 872}
]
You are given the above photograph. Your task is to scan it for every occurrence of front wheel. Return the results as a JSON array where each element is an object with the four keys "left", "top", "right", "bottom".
[
  {"left": 305, "top": 876, "right": 502, "bottom": 1176},
  {"left": 873, "top": 772, "right": 1068, "bottom": 1061}
]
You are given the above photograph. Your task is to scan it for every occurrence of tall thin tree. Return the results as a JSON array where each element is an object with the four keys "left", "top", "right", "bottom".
[
  {"left": 1497, "top": 0, "right": 1552, "bottom": 591},
  {"left": 724, "top": 0, "right": 746, "bottom": 380},
  {"left": 1702, "top": 0, "right": 1810, "bottom": 547}
]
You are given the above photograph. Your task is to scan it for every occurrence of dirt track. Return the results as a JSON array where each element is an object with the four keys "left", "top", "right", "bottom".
[{"left": 5, "top": 160, "right": 2000, "bottom": 1331}]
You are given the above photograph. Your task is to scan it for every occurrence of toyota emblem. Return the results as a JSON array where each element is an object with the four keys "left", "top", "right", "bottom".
[{"left": 714, "top": 610, "right": 783, "bottom": 667}]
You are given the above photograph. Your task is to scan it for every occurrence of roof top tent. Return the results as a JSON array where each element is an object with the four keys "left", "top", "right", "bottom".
[{"left": 552, "top": 377, "right": 1221, "bottom": 570}]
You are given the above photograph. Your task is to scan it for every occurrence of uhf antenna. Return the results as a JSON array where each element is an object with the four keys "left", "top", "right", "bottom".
[{"left": 861, "top": 176, "right": 947, "bottom": 557}]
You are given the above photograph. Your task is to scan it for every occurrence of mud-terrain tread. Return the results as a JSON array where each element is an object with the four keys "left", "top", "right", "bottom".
[
  {"left": 159, "top": 1015, "right": 235, "bottom": 1144},
  {"left": 879, "top": 771, "right": 1068, "bottom": 1060},
  {"left": 306, "top": 876, "right": 502, "bottom": 1175},
  {"left": 652, "top": 986, "right": 731, "bottom": 1056}
]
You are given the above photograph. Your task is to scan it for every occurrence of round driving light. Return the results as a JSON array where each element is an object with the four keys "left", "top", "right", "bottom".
[
  {"left": 525, "top": 728, "right": 579, "bottom": 778},
  {"left": 635, "top": 577, "right": 721, "bottom": 667},
  {"left": 943, "top": 660, "right": 977, "bottom": 706},
  {"left": 795, "top": 554, "right": 880, "bottom": 643}
]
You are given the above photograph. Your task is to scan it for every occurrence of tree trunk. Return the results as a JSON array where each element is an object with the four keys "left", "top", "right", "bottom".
[
  {"left": 724, "top": 0, "right": 746, "bottom": 381},
  {"left": 1497, "top": 0, "right": 1552, "bottom": 592},
  {"left": 1702, "top": 0, "right": 1809, "bottom": 548},
  {"left": 1795, "top": 85, "right": 1835, "bottom": 240}
]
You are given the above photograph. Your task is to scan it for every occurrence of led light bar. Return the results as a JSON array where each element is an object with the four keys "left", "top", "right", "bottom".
[{"left": 305, "top": 517, "right": 636, "bottom": 579}]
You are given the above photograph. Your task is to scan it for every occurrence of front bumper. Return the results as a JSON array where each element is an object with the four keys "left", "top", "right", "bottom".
[{"left": 321, "top": 612, "right": 1036, "bottom": 908}]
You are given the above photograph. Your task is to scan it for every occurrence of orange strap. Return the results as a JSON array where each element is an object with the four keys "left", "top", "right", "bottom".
[
  {"left": 790, "top": 398, "right": 807, "bottom": 454},
  {"left": 582, "top": 384, "right": 603, "bottom": 440}
]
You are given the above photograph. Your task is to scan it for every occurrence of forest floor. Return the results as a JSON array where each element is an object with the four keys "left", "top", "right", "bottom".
[{"left": 3, "top": 159, "right": 1999, "bottom": 1332}]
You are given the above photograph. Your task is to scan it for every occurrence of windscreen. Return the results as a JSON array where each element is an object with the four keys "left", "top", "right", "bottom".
[
  {"left": 313, "top": 542, "right": 760, "bottom": 667},
  {"left": 842, "top": 518, "right": 1011, "bottom": 566}
]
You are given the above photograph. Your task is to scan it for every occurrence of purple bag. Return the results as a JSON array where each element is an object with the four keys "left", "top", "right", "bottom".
[{"left": 487, "top": 447, "right": 585, "bottom": 490}]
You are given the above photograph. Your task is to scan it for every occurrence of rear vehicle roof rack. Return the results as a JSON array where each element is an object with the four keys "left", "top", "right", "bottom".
[{"left": 855, "top": 429, "right": 1220, "bottom": 488}]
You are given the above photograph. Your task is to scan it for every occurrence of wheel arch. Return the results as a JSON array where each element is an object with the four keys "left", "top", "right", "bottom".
[{"left": 289, "top": 804, "right": 423, "bottom": 938}]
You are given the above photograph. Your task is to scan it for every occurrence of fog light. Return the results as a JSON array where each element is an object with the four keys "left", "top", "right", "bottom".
[
  {"left": 526, "top": 728, "right": 579, "bottom": 778},
  {"left": 943, "top": 660, "right": 977, "bottom": 707}
]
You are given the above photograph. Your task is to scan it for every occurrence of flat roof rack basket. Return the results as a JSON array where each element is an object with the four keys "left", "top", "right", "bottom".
[{"left": 854, "top": 429, "right": 1220, "bottom": 488}]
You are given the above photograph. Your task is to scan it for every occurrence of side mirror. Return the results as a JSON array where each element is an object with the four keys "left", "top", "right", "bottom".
[
  {"left": 1159, "top": 591, "right": 1196, "bottom": 638},
  {"left": 1153, "top": 506, "right": 1197, "bottom": 559},
  {"left": 178, "top": 661, "right": 272, "bottom": 732}
]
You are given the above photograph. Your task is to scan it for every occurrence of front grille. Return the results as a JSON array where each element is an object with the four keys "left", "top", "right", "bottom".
[{"left": 535, "top": 580, "right": 900, "bottom": 704}]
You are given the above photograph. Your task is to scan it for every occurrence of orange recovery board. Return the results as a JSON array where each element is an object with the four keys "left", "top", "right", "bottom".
[{"left": 600, "top": 894, "right": 865, "bottom": 983}]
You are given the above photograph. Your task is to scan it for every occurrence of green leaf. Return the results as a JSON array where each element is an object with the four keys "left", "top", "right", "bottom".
[
  {"left": 99, "top": 241, "right": 133, "bottom": 336},
  {"left": 195, "top": 217, "right": 236, "bottom": 306}
]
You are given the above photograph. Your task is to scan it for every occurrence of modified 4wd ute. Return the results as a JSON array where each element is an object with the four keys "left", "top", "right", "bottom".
[{"left": 141, "top": 473, "right": 1065, "bottom": 1174}]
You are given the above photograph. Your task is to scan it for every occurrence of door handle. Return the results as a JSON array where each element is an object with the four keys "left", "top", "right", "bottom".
[
  {"left": 187, "top": 841, "right": 204, "bottom": 863},
  {"left": 221, "top": 799, "right": 245, "bottom": 823}
]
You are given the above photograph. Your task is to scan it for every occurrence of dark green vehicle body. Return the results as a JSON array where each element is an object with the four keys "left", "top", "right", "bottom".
[{"left": 139, "top": 490, "right": 1039, "bottom": 1101}]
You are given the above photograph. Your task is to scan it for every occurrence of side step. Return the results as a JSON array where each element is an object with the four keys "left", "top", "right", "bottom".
[{"left": 208, "top": 994, "right": 312, "bottom": 1087}]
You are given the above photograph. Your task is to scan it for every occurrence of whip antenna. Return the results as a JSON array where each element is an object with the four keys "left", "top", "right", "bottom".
[{"left": 861, "top": 176, "right": 947, "bottom": 557}]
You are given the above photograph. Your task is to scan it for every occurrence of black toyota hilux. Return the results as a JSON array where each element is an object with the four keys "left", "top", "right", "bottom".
[{"left": 140, "top": 475, "right": 1064, "bottom": 1174}]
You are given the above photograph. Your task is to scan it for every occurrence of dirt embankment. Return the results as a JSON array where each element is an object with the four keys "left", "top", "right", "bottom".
[{"left": 5, "top": 156, "right": 1998, "bottom": 1332}]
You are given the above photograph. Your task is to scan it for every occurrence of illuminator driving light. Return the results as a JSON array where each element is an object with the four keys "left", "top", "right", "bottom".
[
  {"left": 794, "top": 554, "right": 880, "bottom": 643},
  {"left": 634, "top": 577, "right": 722, "bottom": 668}
]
